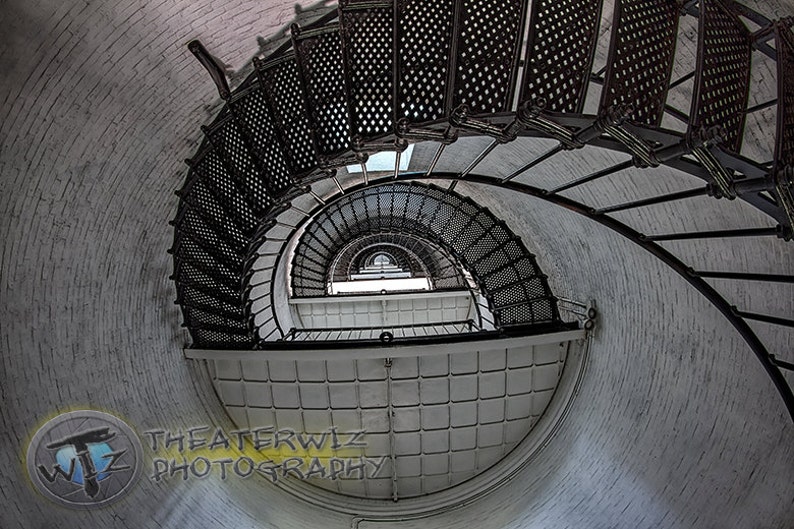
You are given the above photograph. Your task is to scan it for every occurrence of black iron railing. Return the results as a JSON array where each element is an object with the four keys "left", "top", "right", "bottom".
[{"left": 172, "top": 0, "right": 794, "bottom": 420}]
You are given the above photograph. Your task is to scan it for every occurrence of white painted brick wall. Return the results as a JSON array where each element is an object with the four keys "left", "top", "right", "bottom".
[{"left": 1, "top": 0, "right": 793, "bottom": 527}]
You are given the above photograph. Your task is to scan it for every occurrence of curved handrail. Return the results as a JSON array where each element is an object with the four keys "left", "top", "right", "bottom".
[{"left": 173, "top": 0, "right": 794, "bottom": 422}]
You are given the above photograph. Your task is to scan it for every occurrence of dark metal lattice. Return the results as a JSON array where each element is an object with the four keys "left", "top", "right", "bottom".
[
  {"left": 340, "top": 0, "right": 394, "bottom": 141},
  {"left": 333, "top": 233, "right": 468, "bottom": 289},
  {"left": 519, "top": 0, "right": 603, "bottom": 113},
  {"left": 204, "top": 115, "right": 274, "bottom": 219},
  {"left": 690, "top": 0, "right": 752, "bottom": 153},
  {"left": 290, "top": 182, "right": 560, "bottom": 327},
  {"left": 774, "top": 22, "right": 794, "bottom": 229},
  {"left": 256, "top": 55, "right": 319, "bottom": 177},
  {"left": 600, "top": 0, "right": 680, "bottom": 126},
  {"left": 293, "top": 25, "right": 353, "bottom": 159},
  {"left": 395, "top": 0, "right": 456, "bottom": 124},
  {"left": 452, "top": 0, "right": 529, "bottom": 115},
  {"left": 229, "top": 85, "right": 295, "bottom": 198},
  {"left": 189, "top": 148, "right": 259, "bottom": 237},
  {"left": 777, "top": 24, "right": 794, "bottom": 167}
]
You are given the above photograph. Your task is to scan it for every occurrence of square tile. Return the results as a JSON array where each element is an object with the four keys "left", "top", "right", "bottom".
[
  {"left": 393, "top": 408, "right": 420, "bottom": 432},
  {"left": 361, "top": 409, "right": 389, "bottom": 434},
  {"left": 480, "top": 350, "right": 506, "bottom": 372},
  {"left": 534, "top": 343, "right": 563, "bottom": 365},
  {"left": 506, "top": 347, "right": 532, "bottom": 368},
  {"left": 505, "top": 420, "right": 529, "bottom": 444},
  {"left": 244, "top": 382, "right": 272, "bottom": 408},
  {"left": 225, "top": 406, "right": 247, "bottom": 428},
  {"left": 396, "top": 456, "right": 421, "bottom": 477},
  {"left": 532, "top": 364, "right": 559, "bottom": 391},
  {"left": 421, "top": 430, "right": 449, "bottom": 454},
  {"left": 424, "top": 474, "right": 451, "bottom": 491},
  {"left": 420, "top": 378, "right": 449, "bottom": 404},
  {"left": 391, "top": 357, "right": 418, "bottom": 379},
  {"left": 215, "top": 360, "right": 241, "bottom": 380},
  {"left": 450, "top": 402, "right": 477, "bottom": 427},
  {"left": 330, "top": 410, "right": 361, "bottom": 432},
  {"left": 506, "top": 394, "right": 533, "bottom": 420},
  {"left": 327, "top": 360, "right": 357, "bottom": 382},
  {"left": 396, "top": 477, "right": 422, "bottom": 497},
  {"left": 268, "top": 360, "right": 296, "bottom": 382},
  {"left": 240, "top": 360, "right": 268, "bottom": 381},
  {"left": 246, "top": 408, "right": 276, "bottom": 429},
  {"left": 218, "top": 381, "right": 245, "bottom": 406},
  {"left": 477, "top": 423, "right": 504, "bottom": 448},
  {"left": 357, "top": 359, "right": 387, "bottom": 381},
  {"left": 478, "top": 399, "right": 505, "bottom": 424},
  {"left": 479, "top": 372, "right": 506, "bottom": 399},
  {"left": 299, "top": 384, "right": 329, "bottom": 409},
  {"left": 507, "top": 368, "right": 533, "bottom": 395},
  {"left": 419, "top": 355, "right": 449, "bottom": 377},
  {"left": 450, "top": 450, "right": 476, "bottom": 471},
  {"left": 395, "top": 432, "right": 421, "bottom": 455},
  {"left": 450, "top": 351, "right": 478, "bottom": 374},
  {"left": 359, "top": 381, "right": 388, "bottom": 408},
  {"left": 302, "top": 410, "right": 332, "bottom": 433},
  {"left": 422, "top": 453, "right": 449, "bottom": 475},
  {"left": 450, "top": 375, "right": 478, "bottom": 402},
  {"left": 477, "top": 445, "right": 503, "bottom": 468},
  {"left": 271, "top": 383, "right": 300, "bottom": 408},
  {"left": 532, "top": 390, "right": 554, "bottom": 416},
  {"left": 392, "top": 380, "right": 420, "bottom": 406},
  {"left": 421, "top": 405, "right": 450, "bottom": 430},
  {"left": 328, "top": 383, "right": 358, "bottom": 409},
  {"left": 296, "top": 360, "right": 327, "bottom": 381}
]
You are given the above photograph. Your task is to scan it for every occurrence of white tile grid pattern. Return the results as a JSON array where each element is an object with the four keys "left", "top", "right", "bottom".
[{"left": 211, "top": 341, "right": 569, "bottom": 499}]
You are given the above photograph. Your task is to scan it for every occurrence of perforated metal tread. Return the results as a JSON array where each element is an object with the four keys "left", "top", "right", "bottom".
[
  {"left": 600, "top": 0, "right": 681, "bottom": 126},
  {"left": 339, "top": 0, "right": 394, "bottom": 142},
  {"left": 774, "top": 22, "right": 794, "bottom": 230},
  {"left": 452, "top": 0, "right": 529, "bottom": 115},
  {"left": 293, "top": 25, "right": 354, "bottom": 159},
  {"left": 229, "top": 85, "right": 296, "bottom": 198},
  {"left": 520, "top": 0, "right": 603, "bottom": 113},
  {"left": 288, "top": 182, "right": 560, "bottom": 329},
  {"left": 689, "top": 0, "right": 752, "bottom": 154},
  {"left": 395, "top": 0, "right": 456, "bottom": 124},
  {"left": 777, "top": 24, "right": 794, "bottom": 165},
  {"left": 256, "top": 54, "right": 320, "bottom": 178}
]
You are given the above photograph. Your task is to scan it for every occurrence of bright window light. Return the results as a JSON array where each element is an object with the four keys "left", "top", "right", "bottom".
[
  {"left": 347, "top": 144, "right": 415, "bottom": 173},
  {"left": 331, "top": 277, "right": 430, "bottom": 294}
]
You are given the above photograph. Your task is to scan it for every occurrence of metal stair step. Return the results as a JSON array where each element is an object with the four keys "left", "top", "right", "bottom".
[
  {"left": 452, "top": 0, "right": 529, "bottom": 115},
  {"left": 228, "top": 85, "right": 295, "bottom": 199},
  {"left": 292, "top": 24, "right": 354, "bottom": 161},
  {"left": 255, "top": 53, "right": 320, "bottom": 178},
  {"left": 339, "top": 0, "right": 395, "bottom": 143}
]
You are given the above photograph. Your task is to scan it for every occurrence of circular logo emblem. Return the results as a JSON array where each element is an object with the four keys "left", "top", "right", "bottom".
[{"left": 26, "top": 410, "right": 143, "bottom": 509}]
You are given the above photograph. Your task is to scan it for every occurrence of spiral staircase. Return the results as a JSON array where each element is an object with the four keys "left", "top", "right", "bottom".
[{"left": 170, "top": 0, "right": 794, "bottom": 505}]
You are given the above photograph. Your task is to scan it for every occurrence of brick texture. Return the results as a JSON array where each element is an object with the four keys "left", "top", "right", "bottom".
[{"left": 1, "top": 0, "right": 793, "bottom": 527}]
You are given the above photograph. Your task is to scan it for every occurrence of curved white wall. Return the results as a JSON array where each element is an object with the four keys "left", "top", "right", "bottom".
[{"left": 1, "top": 1, "right": 792, "bottom": 528}]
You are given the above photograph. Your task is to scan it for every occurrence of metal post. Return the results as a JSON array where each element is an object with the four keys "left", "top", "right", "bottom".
[
  {"left": 693, "top": 270, "right": 794, "bottom": 283},
  {"left": 188, "top": 40, "right": 231, "bottom": 100},
  {"left": 547, "top": 159, "right": 634, "bottom": 195},
  {"left": 460, "top": 140, "right": 498, "bottom": 177},
  {"left": 595, "top": 187, "right": 709, "bottom": 215},
  {"left": 645, "top": 226, "right": 780, "bottom": 241},
  {"left": 734, "top": 308, "right": 794, "bottom": 328},
  {"left": 501, "top": 145, "right": 563, "bottom": 183}
]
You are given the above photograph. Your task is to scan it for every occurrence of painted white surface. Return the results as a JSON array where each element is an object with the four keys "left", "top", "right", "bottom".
[{"left": 1, "top": 0, "right": 792, "bottom": 527}]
